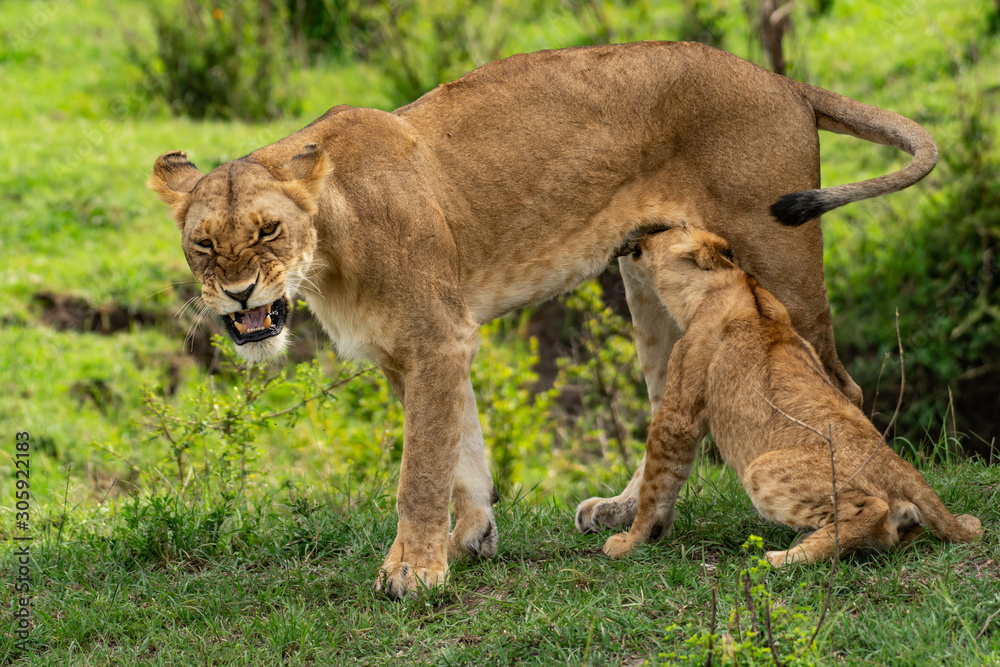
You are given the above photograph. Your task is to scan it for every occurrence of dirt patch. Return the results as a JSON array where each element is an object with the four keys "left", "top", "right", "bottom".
[
  {"left": 34, "top": 290, "right": 158, "bottom": 334},
  {"left": 953, "top": 558, "right": 1000, "bottom": 581},
  {"left": 32, "top": 289, "right": 329, "bottom": 373}
]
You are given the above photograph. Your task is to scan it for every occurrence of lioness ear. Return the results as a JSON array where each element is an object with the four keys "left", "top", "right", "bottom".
[
  {"left": 148, "top": 151, "right": 204, "bottom": 228},
  {"left": 272, "top": 143, "right": 330, "bottom": 215},
  {"left": 689, "top": 230, "right": 737, "bottom": 271}
]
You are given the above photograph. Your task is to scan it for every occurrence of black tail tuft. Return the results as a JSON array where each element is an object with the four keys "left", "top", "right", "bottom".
[{"left": 770, "top": 190, "right": 829, "bottom": 226}]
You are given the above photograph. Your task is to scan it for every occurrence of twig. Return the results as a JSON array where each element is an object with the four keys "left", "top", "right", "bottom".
[
  {"left": 93, "top": 442, "right": 153, "bottom": 480},
  {"left": 977, "top": 606, "right": 1000, "bottom": 639},
  {"left": 755, "top": 390, "right": 830, "bottom": 443},
  {"left": 260, "top": 368, "right": 372, "bottom": 421},
  {"left": 733, "top": 580, "right": 743, "bottom": 644},
  {"left": 763, "top": 598, "right": 783, "bottom": 667},
  {"left": 743, "top": 572, "right": 759, "bottom": 636},
  {"left": 801, "top": 423, "right": 839, "bottom": 658},
  {"left": 837, "top": 310, "right": 905, "bottom": 493},
  {"left": 705, "top": 587, "right": 718, "bottom": 667},
  {"left": 54, "top": 463, "right": 73, "bottom": 573}
]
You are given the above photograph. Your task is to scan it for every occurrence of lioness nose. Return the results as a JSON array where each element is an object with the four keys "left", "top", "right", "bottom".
[{"left": 224, "top": 283, "right": 256, "bottom": 307}]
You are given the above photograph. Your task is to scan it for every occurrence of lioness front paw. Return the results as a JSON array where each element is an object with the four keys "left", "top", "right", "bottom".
[
  {"left": 575, "top": 497, "right": 637, "bottom": 533},
  {"left": 449, "top": 511, "right": 498, "bottom": 560},
  {"left": 375, "top": 561, "right": 448, "bottom": 598},
  {"left": 603, "top": 532, "right": 639, "bottom": 559}
]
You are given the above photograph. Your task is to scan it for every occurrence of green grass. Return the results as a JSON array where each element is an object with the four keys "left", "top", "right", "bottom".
[
  {"left": 2, "top": 0, "right": 997, "bottom": 498},
  {"left": 3, "top": 461, "right": 999, "bottom": 665},
  {"left": 2, "top": 1, "right": 999, "bottom": 663}
]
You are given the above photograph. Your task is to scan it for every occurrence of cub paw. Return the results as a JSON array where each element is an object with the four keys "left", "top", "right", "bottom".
[
  {"left": 765, "top": 550, "right": 789, "bottom": 568},
  {"left": 603, "top": 532, "right": 638, "bottom": 559},
  {"left": 375, "top": 561, "right": 447, "bottom": 598},
  {"left": 575, "top": 497, "right": 637, "bottom": 534},
  {"left": 449, "top": 512, "right": 498, "bottom": 560},
  {"left": 956, "top": 514, "right": 983, "bottom": 541},
  {"left": 766, "top": 548, "right": 809, "bottom": 567}
]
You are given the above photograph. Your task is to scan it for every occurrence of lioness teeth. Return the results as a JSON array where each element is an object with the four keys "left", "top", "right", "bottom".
[
  {"left": 263, "top": 314, "right": 271, "bottom": 329},
  {"left": 234, "top": 321, "right": 247, "bottom": 334}
]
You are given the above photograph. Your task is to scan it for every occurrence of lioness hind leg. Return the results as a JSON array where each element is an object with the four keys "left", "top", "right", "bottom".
[
  {"left": 449, "top": 380, "right": 499, "bottom": 559},
  {"left": 576, "top": 255, "right": 684, "bottom": 534}
]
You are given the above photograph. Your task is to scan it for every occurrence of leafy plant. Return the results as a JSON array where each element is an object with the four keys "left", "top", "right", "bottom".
[
  {"left": 553, "top": 280, "right": 647, "bottom": 471},
  {"left": 125, "top": 0, "right": 302, "bottom": 120},
  {"left": 655, "top": 535, "right": 826, "bottom": 666},
  {"left": 830, "top": 82, "right": 1000, "bottom": 448},
  {"left": 473, "top": 315, "right": 558, "bottom": 495},
  {"left": 125, "top": 335, "right": 376, "bottom": 495}
]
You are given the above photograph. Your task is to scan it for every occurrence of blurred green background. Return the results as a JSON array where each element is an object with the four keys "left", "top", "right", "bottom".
[{"left": 1, "top": 0, "right": 997, "bottom": 514}]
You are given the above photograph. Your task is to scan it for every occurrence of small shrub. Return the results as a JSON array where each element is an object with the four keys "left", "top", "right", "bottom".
[
  {"left": 128, "top": 335, "right": 377, "bottom": 495},
  {"left": 126, "top": 0, "right": 302, "bottom": 120},
  {"left": 473, "top": 315, "right": 558, "bottom": 495},
  {"left": 831, "top": 83, "right": 1000, "bottom": 448},
  {"left": 551, "top": 280, "right": 648, "bottom": 486},
  {"left": 656, "top": 535, "right": 826, "bottom": 666}
]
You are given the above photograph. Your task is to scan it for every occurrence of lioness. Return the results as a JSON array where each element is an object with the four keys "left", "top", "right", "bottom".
[
  {"left": 602, "top": 224, "right": 982, "bottom": 565},
  {"left": 149, "top": 41, "right": 938, "bottom": 595}
]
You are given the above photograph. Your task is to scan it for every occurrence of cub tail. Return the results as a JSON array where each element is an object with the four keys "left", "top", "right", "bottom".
[
  {"left": 772, "top": 81, "right": 938, "bottom": 226},
  {"left": 909, "top": 480, "right": 983, "bottom": 545}
]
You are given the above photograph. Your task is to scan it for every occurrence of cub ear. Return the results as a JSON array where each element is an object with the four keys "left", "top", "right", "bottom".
[
  {"left": 272, "top": 143, "right": 331, "bottom": 215},
  {"left": 148, "top": 151, "right": 204, "bottom": 228},
  {"left": 689, "top": 230, "right": 737, "bottom": 271}
]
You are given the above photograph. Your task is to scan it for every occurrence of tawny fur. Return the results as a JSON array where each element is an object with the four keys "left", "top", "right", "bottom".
[
  {"left": 602, "top": 225, "right": 983, "bottom": 565},
  {"left": 149, "top": 42, "right": 938, "bottom": 596}
]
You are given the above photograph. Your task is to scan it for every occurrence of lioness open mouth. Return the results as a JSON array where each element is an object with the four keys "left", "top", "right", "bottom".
[{"left": 221, "top": 297, "right": 287, "bottom": 345}]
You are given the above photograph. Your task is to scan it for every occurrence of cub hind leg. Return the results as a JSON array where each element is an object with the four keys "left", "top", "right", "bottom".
[
  {"left": 743, "top": 449, "right": 897, "bottom": 567},
  {"left": 764, "top": 492, "right": 895, "bottom": 567}
]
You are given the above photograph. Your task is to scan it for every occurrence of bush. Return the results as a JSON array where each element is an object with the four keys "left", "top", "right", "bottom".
[
  {"left": 830, "top": 84, "right": 1000, "bottom": 450},
  {"left": 127, "top": 0, "right": 302, "bottom": 120}
]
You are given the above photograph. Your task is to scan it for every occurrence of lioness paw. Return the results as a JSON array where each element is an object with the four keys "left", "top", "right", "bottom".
[
  {"left": 449, "top": 512, "right": 498, "bottom": 560},
  {"left": 575, "top": 497, "right": 638, "bottom": 533},
  {"left": 603, "top": 532, "right": 638, "bottom": 559},
  {"left": 375, "top": 561, "right": 447, "bottom": 598}
]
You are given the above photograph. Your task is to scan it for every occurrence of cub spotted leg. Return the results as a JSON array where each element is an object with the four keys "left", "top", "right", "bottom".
[
  {"left": 576, "top": 255, "right": 685, "bottom": 533},
  {"left": 742, "top": 451, "right": 895, "bottom": 566},
  {"left": 603, "top": 400, "right": 705, "bottom": 559}
]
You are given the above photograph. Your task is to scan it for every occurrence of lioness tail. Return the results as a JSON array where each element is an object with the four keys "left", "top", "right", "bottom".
[{"left": 772, "top": 81, "right": 938, "bottom": 226}]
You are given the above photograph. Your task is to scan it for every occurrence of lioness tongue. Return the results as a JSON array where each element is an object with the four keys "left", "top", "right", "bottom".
[{"left": 241, "top": 305, "right": 270, "bottom": 331}]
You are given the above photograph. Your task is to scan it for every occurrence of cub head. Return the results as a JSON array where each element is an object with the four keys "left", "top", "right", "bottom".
[
  {"left": 149, "top": 144, "right": 330, "bottom": 363},
  {"left": 627, "top": 223, "right": 737, "bottom": 327}
]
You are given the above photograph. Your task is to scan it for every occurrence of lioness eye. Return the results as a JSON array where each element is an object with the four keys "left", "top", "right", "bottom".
[
  {"left": 197, "top": 239, "right": 213, "bottom": 250},
  {"left": 260, "top": 221, "right": 279, "bottom": 238}
]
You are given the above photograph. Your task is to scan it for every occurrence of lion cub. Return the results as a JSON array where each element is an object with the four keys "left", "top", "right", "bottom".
[{"left": 603, "top": 225, "right": 982, "bottom": 566}]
